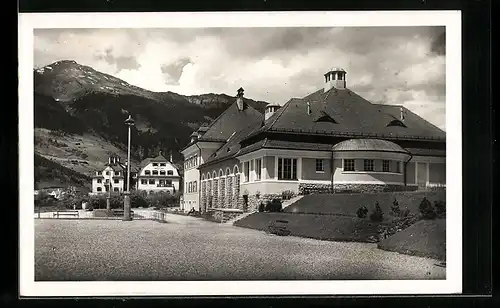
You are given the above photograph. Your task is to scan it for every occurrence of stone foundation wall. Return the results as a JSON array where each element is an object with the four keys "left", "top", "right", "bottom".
[
  {"left": 241, "top": 193, "right": 283, "bottom": 212},
  {"left": 298, "top": 183, "right": 418, "bottom": 194}
]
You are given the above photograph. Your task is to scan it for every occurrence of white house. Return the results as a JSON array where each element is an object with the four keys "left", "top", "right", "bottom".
[{"left": 136, "top": 152, "right": 181, "bottom": 194}]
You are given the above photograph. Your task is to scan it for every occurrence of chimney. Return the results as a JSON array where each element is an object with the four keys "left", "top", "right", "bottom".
[
  {"left": 324, "top": 68, "right": 346, "bottom": 92},
  {"left": 236, "top": 87, "right": 245, "bottom": 111},
  {"left": 264, "top": 104, "right": 281, "bottom": 121},
  {"left": 190, "top": 132, "right": 198, "bottom": 143},
  {"left": 307, "top": 102, "right": 311, "bottom": 115},
  {"left": 108, "top": 157, "right": 111, "bottom": 165},
  {"left": 170, "top": 151, "right": 173, "bottom": 162},
  {"left": 400, "top": 107, "right": 405, "bottom": 121}
]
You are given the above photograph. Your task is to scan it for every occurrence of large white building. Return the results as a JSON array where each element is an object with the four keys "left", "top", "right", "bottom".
[
  {"left": 136, "top": 152, "right": 181, "bottom": 194},
  {"left": 91, "top": 155, "right": 127, "bottom": 195},
  {"left": 181, "top": 68, "right": 446, "bottom": 214}
]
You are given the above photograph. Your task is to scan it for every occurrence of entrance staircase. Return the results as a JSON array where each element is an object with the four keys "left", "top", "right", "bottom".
[
  {"left": 224, "top": 195, "right": 305, "bottom": 225},
  {"left": 282, "top": 195, "right": 305, "bottom": 210}
]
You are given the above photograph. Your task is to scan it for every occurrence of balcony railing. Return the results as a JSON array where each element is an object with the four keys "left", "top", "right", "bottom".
[{"left": 157, "top": 183, "right": 173, "bottom": 188}]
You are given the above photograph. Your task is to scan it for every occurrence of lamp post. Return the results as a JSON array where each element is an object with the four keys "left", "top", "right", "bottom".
[{"left": 123, "top": 115, "right": 135, "bottom": 221}]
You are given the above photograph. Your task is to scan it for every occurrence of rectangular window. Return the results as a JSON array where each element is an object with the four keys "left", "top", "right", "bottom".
[
  {"left": 145, "top": 170, "right": 151, "bottom": 175},
  {"left": 343, "top": 159, "right": 355, "bottom": 171},
  {"left": 383, "top": 160, "right": 390, "bottom": 172},
  {"left": 113, "top": 187, "right": 119, "bottom": 192},
  {"left": 149, "top": 179, "right": 155, "bottom": 185},
  {"left": 97, "top": 179, "right": 102, "bottom": 184},
  {"left": 244, "top": 161, "right": 250, "bottom": 182},
  {"left": 166, "top": 180, "right": 172, "bottom": 185},
  {"left": 160, "top": 170, "right": 166, "bottom": 175},
  {"left": 364, "top": 159, "right": 374, "bottom": 171},
  {"left": 189, "top": 182, "right": 192, "bottom": 193},
  {"left": 141, "top": 179, "right": 147, "bottom": 184},
  {"left": 114, "top": 179, "right": 119, "bottom": 184},
  {"left": 105, "top": 186, "right": 109, "bottom": 192},
  {"left": 167, "top": 170, "right": 173, "bottom": 175},
  {"left": 105, "top": 171, "right": 110, "bottom": 175},
  {"left": 160, "top": 163, "right": 166, "bottom": 167},
  {"left": 153, "top": 163, "right": 158, "bottom": 167},
  {"left": 396, "top": 161, "right": 401, "bottom": 173},
  {"left": 278, "top": 158, "right": 297, "bottom": 180},
  {"left": 316, "top": 159, "right": 324, "bottom": 172},
  {"left": 153, "top": 170, "right": 158, "bottom": 175},
  {"left": 115, "top": 171, "right": 120, "bottom": 176},
  {"left": 255, "top": 159, "right": 262, "bottom": 180},
  {"left": 194, "top": 181, "right": 197, "bottom": 192}
]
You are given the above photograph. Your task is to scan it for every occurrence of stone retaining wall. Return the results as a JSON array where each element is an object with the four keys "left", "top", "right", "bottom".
[{"left": 298, "top": 183, "right": 418, "bottom": 194}]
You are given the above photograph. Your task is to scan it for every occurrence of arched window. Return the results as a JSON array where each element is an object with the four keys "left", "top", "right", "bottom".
[
  {"left": 213, "top": 171, "right": 217, "bottom": 179},
  {"left": 226, "top": 168, "right": 231, "bottom": 176},
  {"left": 97, "top": 187, "right": 102, "bottom": 192},
  {"left": 219, "top": 169, "right": 224, "bottom": 177},
  {"left": 233, "top": 165, "right": 239, "bottom": 174},
  {"left": 201, "top": 174, "right": 205, "bottom": 181},
  {"left": 207, "top": 172, "right": 211, "bottom": 179}
]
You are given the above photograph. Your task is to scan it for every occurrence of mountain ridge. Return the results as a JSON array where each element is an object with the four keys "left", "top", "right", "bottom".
[{"left": 33, "top": 60, "right": 269, "bottom": 189}]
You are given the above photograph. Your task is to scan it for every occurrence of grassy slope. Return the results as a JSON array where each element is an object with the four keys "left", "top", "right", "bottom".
[
  {"left": 234, "top": 212, "right": 382, "bottom": 242},
  {"left": 284, "top": 191, "right": 446, "bottom": 216},
  {"left": 378, "top": 219, "right": 446, "bottom": 261},
  {"left": 34, "top": 128, "right": 140, "bottom": 176},
  {"left": 34, "top": 152, "right": 91, "bottom": 190}
]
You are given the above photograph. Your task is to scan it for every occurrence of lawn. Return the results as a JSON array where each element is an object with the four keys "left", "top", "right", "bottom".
[
  {"left": 378, "top": 219, "right": 446, "bottom": 261},
  {"left": 284, "top": 190, "right": 446, "bottom": 216},
  {"left": 35, "top": 217, "right": 446, "bottom": 281},
  {"left": 234, "top": 212, "right": 382, "bottom": 242}
]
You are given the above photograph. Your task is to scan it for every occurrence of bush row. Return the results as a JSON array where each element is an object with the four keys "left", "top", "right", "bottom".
[
  {"left": 356, "top": 197, "right": 446, "bottom": 222},
  {"left": 35, "top": 190, "right": 182, "bottom": 210},
  {"left": 258, "top": 199, "right": 283, "bottom": 213}
]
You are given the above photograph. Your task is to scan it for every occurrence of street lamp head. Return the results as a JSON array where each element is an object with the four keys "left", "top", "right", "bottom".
[{"left": 124, "top": 115, "right": 135, "bottom": 126}]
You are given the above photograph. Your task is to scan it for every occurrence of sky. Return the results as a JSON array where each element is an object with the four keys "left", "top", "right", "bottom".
[{"left": 34, "top": 26, "right": 446, "bottom": 130}]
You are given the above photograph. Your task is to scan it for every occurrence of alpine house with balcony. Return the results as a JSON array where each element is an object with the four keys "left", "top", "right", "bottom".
[
  {"left": 136, "top": 152, "right": 181, "bottom": 194},
  {"left": 181, "top": 68, "right": 446, "bottom": 213}
]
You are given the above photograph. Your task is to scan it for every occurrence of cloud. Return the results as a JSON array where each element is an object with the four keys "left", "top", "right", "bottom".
[{"left": 33, "top": 26, "right": 446, "bottom": 130}]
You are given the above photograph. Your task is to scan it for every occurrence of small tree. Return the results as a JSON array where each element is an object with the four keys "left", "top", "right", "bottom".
[
  {"left": 390, "top": 198, "right": 401, "bottom": 217},
  {"left": 434, "top": 200, "right": 446, "bottom": 217},
  {"left": 356, "top": 205, "right": 369, "bottom": 218},
  {"left": 369, "top": 201, "right": 384, "bottom": 222},
  {"left": 419, "top": 197, "right": 437, "bottom": 219}
]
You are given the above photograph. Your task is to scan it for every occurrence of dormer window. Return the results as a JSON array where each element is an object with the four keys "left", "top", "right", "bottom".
[
  {"left": 145, "top": 170, "right": 151, "bottom": 175},
  {"left": 153, "top": 170, "right": 158, "bottom": 175},
  {"left": 387, "top": 119, "right": 407, "bottom": 128},
  {"left": 314, "top": 111, "right": 337, "bottom": 124},
  {"left": 167, "top": 170, "right": 173, "bottom": 175},
  {"left": 160, "top": 170, "right": 166, "bottom": 175},
  {"left": 153, "top": 163, "right": 158, "bottom": 167}
]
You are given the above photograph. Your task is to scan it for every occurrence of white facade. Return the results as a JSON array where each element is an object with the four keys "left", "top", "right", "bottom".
[
  {"left": 136, "top": 159, "right": 180, "bottom": 194},
  {"left": 181, "top": 141, "right": 222, "bottom": 212},
  {"left": 91, "top": 165, "right": 125, "bottom": 194}
]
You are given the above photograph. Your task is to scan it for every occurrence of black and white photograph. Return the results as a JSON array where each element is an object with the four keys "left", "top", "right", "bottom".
[{"left": 19, "top": 11, "right": 462, "bottom": 296}]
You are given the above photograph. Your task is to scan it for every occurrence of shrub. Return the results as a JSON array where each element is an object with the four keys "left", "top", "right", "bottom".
[
  {"left": 356, "top": 205, "right": 368, "bottom": 218},
  {"left": 390, "top": 198, "right": 401, "bottom": 217},
  {"left": 265, "top": 199, "right": 282, "bottom": 212},
  {"left": 130, "top": 191, "right": 148, "bottom": 208},
  {"left": 282, "top": 190, "right": 295, "bottom": 200},
  {"left": 258, "top": 202, "right": 265, "bottom": 212},
  {"left": 369, "top": 202, "right": 384, "bottom": 222},
  {"left": 419, "top": 197, "right": 437, "bottom": 219},
  {"left": 400, "top": 206, "right": 411, "bottom": 217},
  {"left": 434, "top": 200, "right": 446, "bottom": 217}
]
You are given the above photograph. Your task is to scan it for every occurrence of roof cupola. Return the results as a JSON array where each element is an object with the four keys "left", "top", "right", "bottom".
[{"left": 324, "top": 67, "right": 346, "bottom": 92}]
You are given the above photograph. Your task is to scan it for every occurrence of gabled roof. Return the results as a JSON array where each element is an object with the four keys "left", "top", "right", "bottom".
[
  {"left": 243, "top": 87, "right": 445, "bottom": 142},
  {"left": 139, "top": 153, "right": 173, "bottom": 169}
]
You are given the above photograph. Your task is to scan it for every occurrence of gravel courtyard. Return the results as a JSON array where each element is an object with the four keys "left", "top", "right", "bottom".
[{"left": 35, "top": 214, "right": 446, "bottom": 281}]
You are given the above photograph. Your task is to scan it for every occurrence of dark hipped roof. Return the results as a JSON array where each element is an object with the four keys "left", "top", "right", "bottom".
[
  {"left": 200, "top": 118, "right": 264, "bottom": 167},
  {"left": 244, "top": 87, "right": 446, "bottom": 142},
  {"left": 198, "top": 100, "right": 264, "bottom": 142},
  {"left": 331, "top": 139, "right": 409, "bottom": 154}
]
